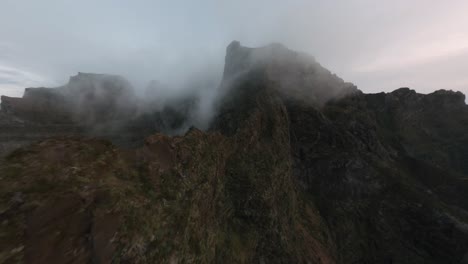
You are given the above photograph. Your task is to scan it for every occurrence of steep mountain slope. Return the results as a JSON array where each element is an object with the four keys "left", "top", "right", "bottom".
[
  {"left": 292, "top": 92, "right": 468, "bottom": 263},
  {"left": 0, "top": 81, "right": 334, "bottom": 263},
  {"left": 1, "top": 41, "right": 468, "bottom": 263}
]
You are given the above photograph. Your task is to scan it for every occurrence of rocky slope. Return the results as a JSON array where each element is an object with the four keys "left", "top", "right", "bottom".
[{"left": 1, "top": 42, "right": 468, "bottom": 263}]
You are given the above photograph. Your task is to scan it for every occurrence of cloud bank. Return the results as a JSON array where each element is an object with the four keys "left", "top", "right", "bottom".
[{"left": 0, "top": 0, "right": 467, "bottom": 97}]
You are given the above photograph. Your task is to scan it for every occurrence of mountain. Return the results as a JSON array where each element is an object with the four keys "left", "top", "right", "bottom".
[
  {"left": 0, "top": 42, "right": 467, "bottom": 264},
  {"left": 0, "top": 72, "right": 202, "bottom": 156}
]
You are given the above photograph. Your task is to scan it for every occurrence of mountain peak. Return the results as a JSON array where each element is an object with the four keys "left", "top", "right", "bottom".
[{"left": 223, "top": 41, "right": 357, "bottom": 106}]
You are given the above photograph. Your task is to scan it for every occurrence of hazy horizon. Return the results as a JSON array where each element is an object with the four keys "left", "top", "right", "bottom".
[{"left": 1, "top": 0, "right": 467, "bottom": 98}]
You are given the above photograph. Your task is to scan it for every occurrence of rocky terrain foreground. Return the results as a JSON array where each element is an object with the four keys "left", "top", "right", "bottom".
[{"left": 1, "top": 41, "right": 468, "bottom": 263}]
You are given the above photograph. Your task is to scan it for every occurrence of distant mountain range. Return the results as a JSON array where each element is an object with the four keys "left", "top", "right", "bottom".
[{"left": 1, "top": 41, "right": 467, "bottom": 264}]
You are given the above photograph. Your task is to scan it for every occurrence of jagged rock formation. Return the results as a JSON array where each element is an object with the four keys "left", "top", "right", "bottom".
[{"left": 1, "top": 41, "right": 468, "bottom": 263}]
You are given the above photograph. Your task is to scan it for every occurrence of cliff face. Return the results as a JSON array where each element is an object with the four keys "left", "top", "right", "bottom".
[
  {"left": 216, "top": 42, "right": 468, "bottom": 263},
  {"left": 366, "top": 88, "right": 468, "bottom": 175},
  {"left": 290, "top": 91, "right": 468, "bottom": 263},
  {"left": 1, "top": 42, "right": 468, "bottom": 264}
]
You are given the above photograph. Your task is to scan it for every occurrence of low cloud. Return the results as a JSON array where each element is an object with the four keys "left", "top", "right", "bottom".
[{"left": 0, "top": 0, "right": 467, "bottom": 98}]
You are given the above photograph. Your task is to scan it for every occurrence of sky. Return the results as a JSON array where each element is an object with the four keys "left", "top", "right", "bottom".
[{"left": 0, "top": 0, "right": 467, "bottom": 97}]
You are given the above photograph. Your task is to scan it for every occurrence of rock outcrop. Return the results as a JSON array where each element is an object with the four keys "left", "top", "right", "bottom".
[{"left": 1, "top": 41, "right": 468, "bottom": 264}]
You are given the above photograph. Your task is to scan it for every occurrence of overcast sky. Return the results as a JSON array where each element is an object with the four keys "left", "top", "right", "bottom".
[{"left": 0, "top": 0, "right": 467, "bottom": 97}]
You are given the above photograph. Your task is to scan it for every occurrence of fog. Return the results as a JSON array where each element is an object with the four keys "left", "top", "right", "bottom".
[{"left": 0, "top": 0, "right": 467, "bottom": 98}]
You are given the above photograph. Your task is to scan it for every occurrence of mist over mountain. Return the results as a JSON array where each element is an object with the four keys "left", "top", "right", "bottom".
[
  {"left": 1, "top": 41, "right": 468, "bottom": 264},
  {"left": 1, "top": 1, "right": 468, "bottom": 99}
]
